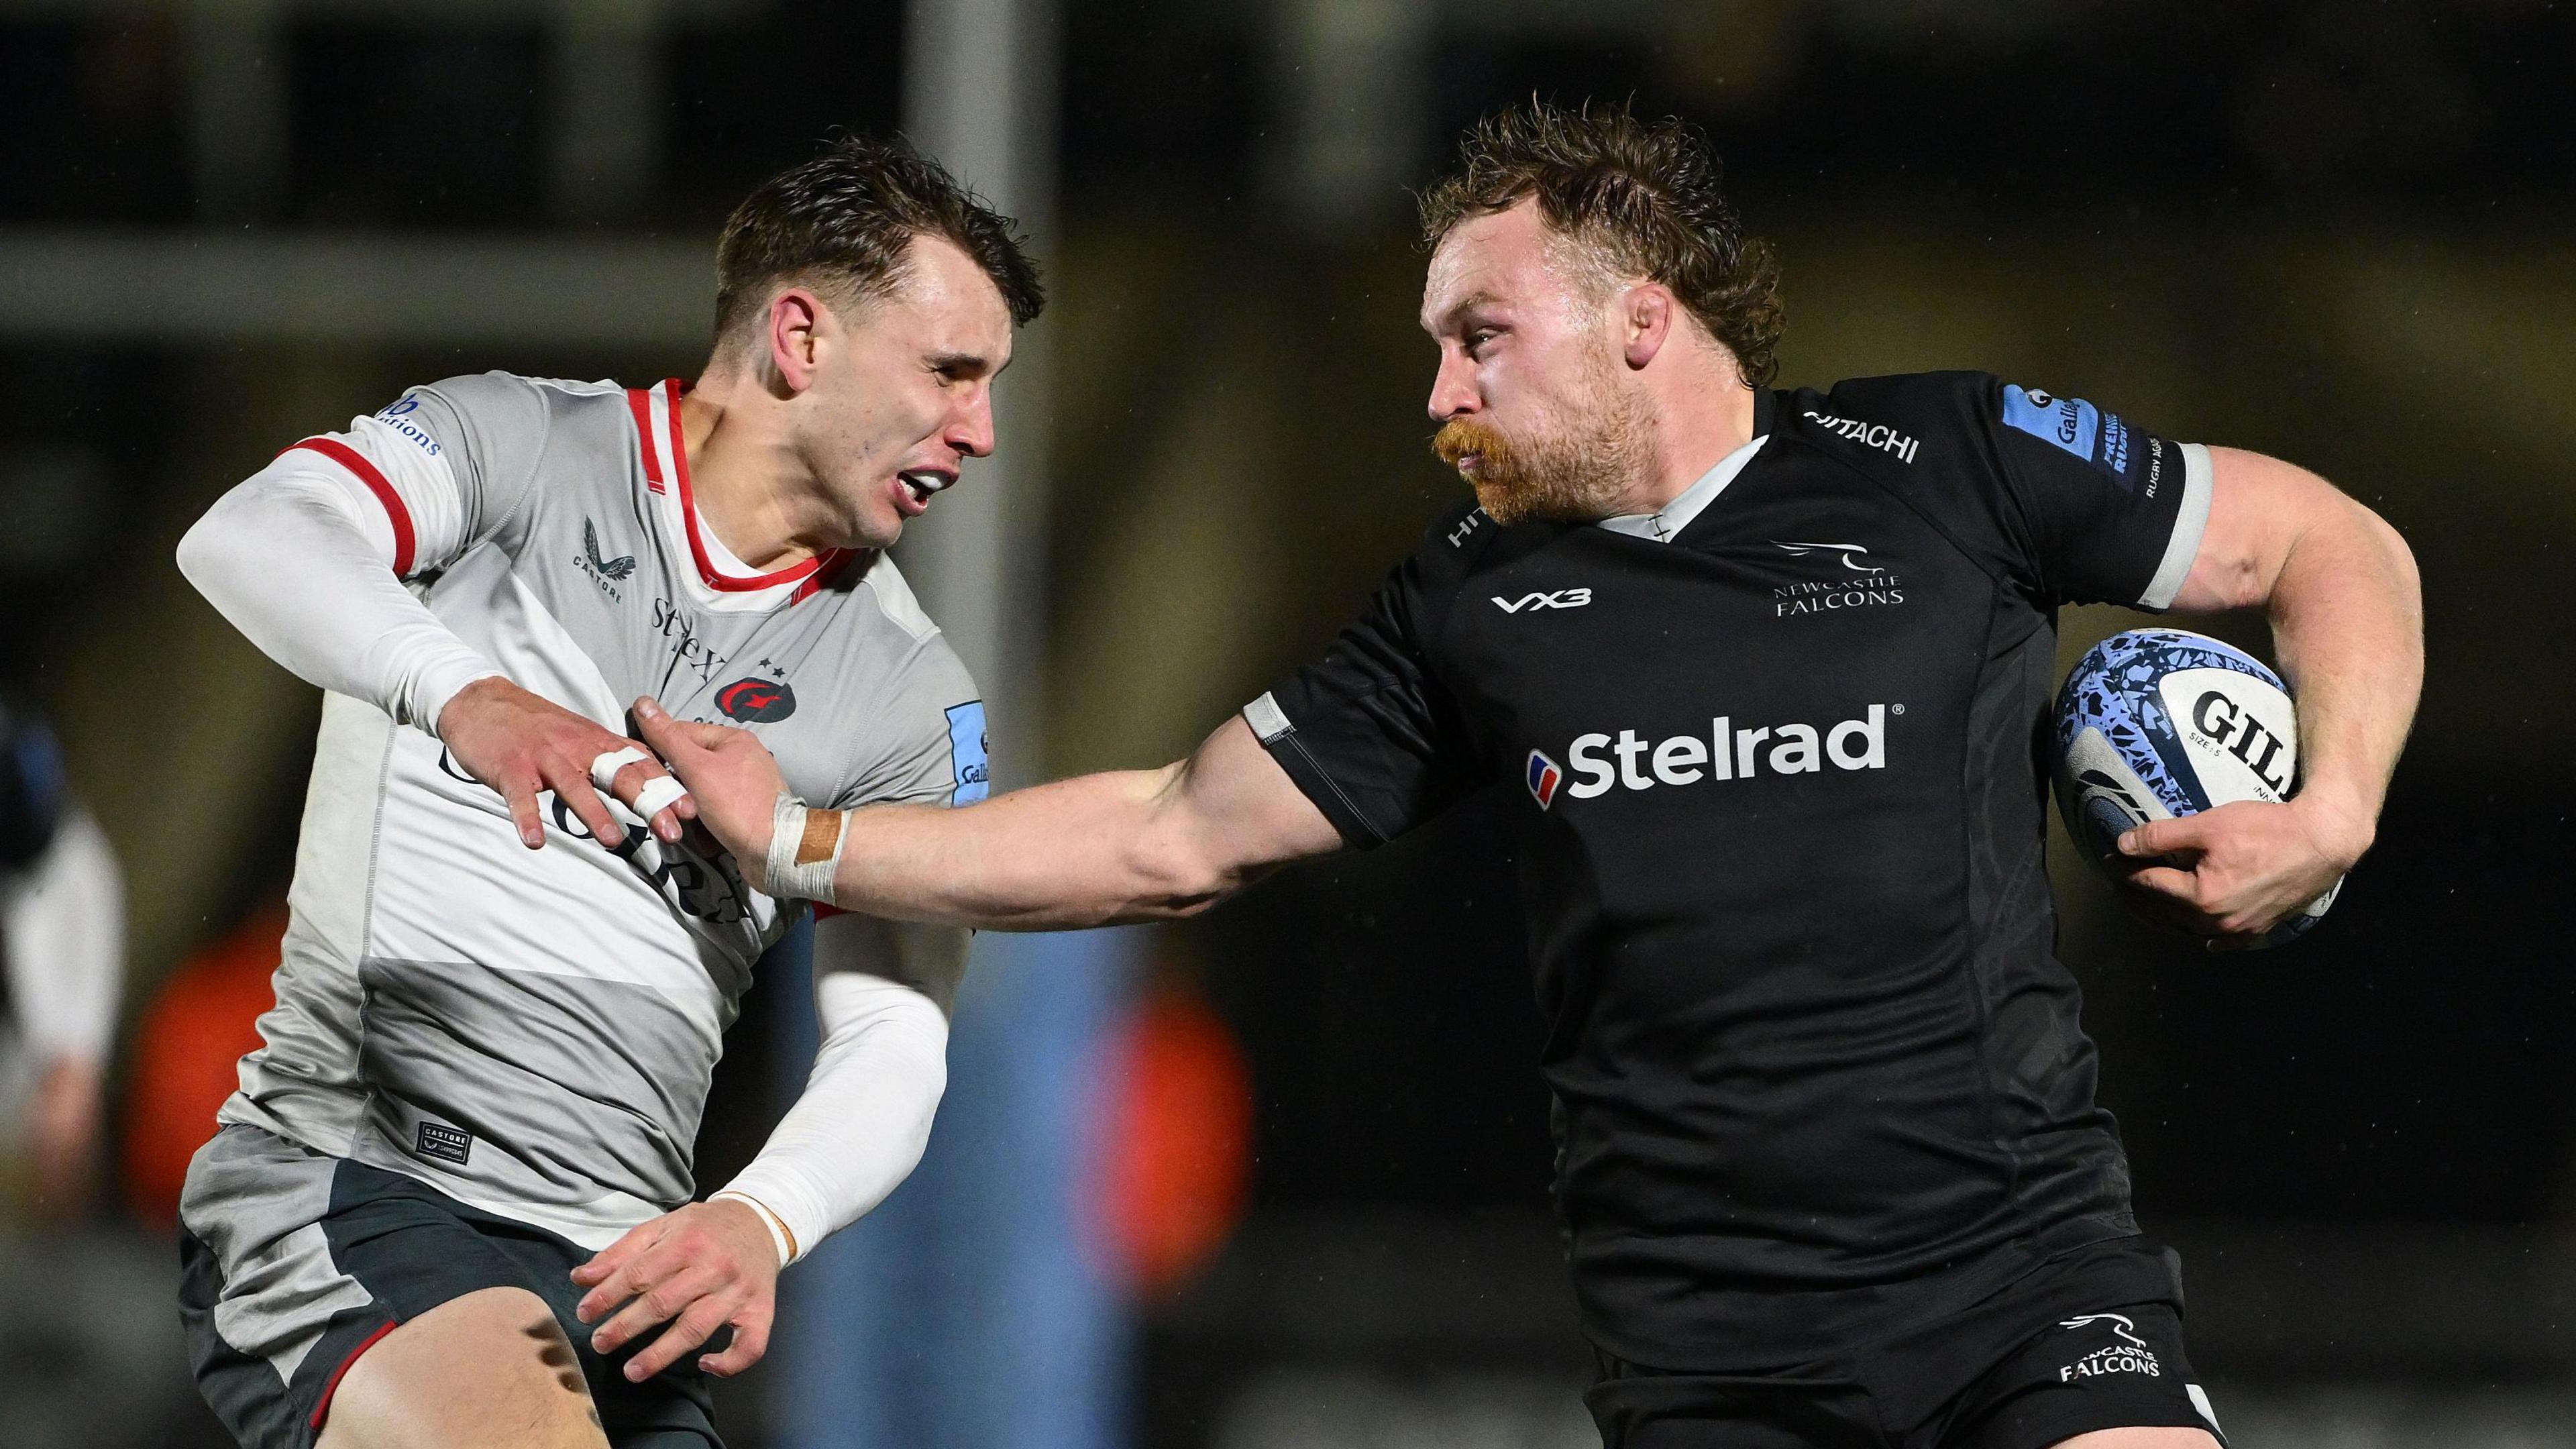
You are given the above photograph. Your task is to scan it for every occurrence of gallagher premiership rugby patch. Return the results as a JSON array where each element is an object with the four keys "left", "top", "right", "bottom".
[
  {"left": 2002, "top": 384, "right": 2141, "bottom": 491},
  {"left": 945, "top": 700, "right": 990, "bottom": 805}
]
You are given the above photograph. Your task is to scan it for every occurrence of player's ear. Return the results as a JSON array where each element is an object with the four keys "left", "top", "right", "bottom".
[
  {"left": 767, "top": 288, "right": 826, "bottom": 396},
  {"left": 1622, "top": 285, "right": 1673, "bottom": 372}
]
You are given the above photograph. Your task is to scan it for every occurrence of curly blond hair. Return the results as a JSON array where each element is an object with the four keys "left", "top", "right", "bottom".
[{"left": 1419, "top": 101, "right": 1784, "bottom": 387}]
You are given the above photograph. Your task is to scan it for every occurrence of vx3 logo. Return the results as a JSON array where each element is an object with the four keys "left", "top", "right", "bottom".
[
  {"left": 1773, "top": 541, "right": 1884, "bottom": 573},
  {"left": 1491, "top": 588, "right": 1592, "bottom": 613}
]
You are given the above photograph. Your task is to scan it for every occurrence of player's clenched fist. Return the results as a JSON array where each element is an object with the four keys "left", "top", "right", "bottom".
[
  {"left": 570, "top": 1198, "right": 780, "bottom": 1380},
  {"left": 631, "top": 696, "right": 785, "bottom": 865},
  {"left": 437, "top": 676, "right": 694, "bottom": 849}
]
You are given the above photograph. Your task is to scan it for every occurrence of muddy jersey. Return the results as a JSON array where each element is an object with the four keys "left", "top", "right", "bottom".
[
  {"left": 1249, "top": 373, "right": 2211, "bottom": 1368},
  {"left": 222, "top": 374, "right": 987, "bottom": 1248}
]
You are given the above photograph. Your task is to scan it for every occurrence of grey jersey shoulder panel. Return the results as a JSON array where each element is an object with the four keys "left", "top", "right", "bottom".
[{"left": 396, "top": 371, "right": 563, "bottom": 559}]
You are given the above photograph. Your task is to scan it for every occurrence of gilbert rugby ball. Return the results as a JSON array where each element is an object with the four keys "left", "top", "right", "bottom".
[{"left": 2052, "top": 628, "right": 2340, "bottom": 946}]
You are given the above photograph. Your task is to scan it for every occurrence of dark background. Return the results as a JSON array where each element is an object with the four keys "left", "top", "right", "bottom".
[{"left": 1, "top": 2, "right": 2568, "bottom": 1445}]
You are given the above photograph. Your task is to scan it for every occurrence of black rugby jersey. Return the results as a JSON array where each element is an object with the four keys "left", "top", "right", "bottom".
[{"left": 1246, "top": 371, "right": 2211, "bottom": 1368}]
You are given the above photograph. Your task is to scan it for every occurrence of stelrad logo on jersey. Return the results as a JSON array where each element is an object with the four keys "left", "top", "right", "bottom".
[{"left": 1525, "top": 704, "right": 1895, "bottom": 809}]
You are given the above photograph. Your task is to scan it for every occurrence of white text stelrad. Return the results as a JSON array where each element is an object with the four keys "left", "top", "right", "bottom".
[{"left": 1559, "top": 704, "right": 1892, "bottom": 798}]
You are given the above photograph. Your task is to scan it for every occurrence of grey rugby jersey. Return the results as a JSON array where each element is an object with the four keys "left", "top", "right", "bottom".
[{"left": 222, "top": 373, "right": 986, "bottom": 1248}]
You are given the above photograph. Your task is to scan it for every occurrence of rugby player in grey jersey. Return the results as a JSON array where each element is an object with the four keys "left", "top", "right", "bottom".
[{"left": 173, "top": 140, "right": 1038, "bottom": 1449}]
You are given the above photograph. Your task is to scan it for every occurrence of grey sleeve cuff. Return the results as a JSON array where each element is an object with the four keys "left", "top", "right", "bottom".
[
  {"left": 1242, "top": 692, "right": 1294, "bottom": 744},
  {"left": 2138, "top": 441, "right": 2214, "bottom": 611},
  {"left": 1240, "top": 690, "right": 1387, "bottom": 849}
]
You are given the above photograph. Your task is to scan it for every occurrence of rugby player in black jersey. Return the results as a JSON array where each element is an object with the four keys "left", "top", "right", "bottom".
[{"left": 636, "top": 103, "right": 2422, "bottom": 1449}]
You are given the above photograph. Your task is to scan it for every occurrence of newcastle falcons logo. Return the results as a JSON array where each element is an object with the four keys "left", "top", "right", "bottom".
[
  {"left": 1773, "top": 541, "right": 1884, "bottom": 573},
  {"left": 2059, "top": 1313, "right": 2151, "bottom": 1350}
]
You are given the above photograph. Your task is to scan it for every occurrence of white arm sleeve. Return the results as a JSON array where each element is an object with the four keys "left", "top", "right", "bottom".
[
  {"left": 4, "top": 809, "right": 123, "bottom": 1063},
  {"left": 714, "top": 910, "right": 968, "bottom": 1264},
  {"left": 176, "top": 435, "right": 501, "bottom": 735}
]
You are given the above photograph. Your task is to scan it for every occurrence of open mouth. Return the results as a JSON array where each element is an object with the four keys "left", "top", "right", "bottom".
[{"left": 899, "top": 469, "right": 955, "bottom": 504}]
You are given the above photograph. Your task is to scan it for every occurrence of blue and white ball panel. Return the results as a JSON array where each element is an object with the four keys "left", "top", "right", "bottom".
[
  {"left": 2054, "top": 630, "right": 2282, "bottom": 823},
  {"left": 2053, "top": 629, "right": 2341, "bottom": 942},
  {"left": 2057, "top": 722, "right": 2173, "bottom": 858},
  {"left": 2159, "top": 666, "right": 2297, "bottom": 807}
]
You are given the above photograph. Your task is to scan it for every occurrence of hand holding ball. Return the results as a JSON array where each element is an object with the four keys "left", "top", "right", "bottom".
[{"left": 2052, "top": 629, "right": 2341, "bottom": 947}]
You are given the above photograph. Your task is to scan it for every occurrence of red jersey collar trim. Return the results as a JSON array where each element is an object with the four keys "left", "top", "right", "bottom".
[
  {"left": 633, "top": 378, "right": 847, "bottom": 596},
  {"left": 627, "top": 386, "right": 666, "bottom": 494}
]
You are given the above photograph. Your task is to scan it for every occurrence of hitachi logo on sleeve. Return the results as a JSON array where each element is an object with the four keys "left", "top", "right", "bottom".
[
  {"left": 1555, "top": 705, "right": 1892, "bottom": 798},
  {"left": 1802, "top": 411, "right": 1919, "bottom": 464}
]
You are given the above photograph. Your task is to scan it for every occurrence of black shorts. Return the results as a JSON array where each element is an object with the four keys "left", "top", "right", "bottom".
[
  {"left": 178, "top": 1124, "right": 720, "bottom": 1449},
  {"left": 1585, "top": 1238, "right": 2226, "bottom": 1449}
]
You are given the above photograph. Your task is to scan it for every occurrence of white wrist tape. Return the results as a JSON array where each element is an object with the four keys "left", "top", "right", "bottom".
[
  {"left": 710, "top": 1189, "right": 798, "bottom": 1267},
  {"left": 765, "top": 793, "right": 846, "bottom": 905}
]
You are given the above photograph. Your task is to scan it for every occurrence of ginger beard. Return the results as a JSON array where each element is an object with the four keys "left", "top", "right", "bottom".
[{"left": 1431, "top": 342, "right": 1658, "bottom": 526}]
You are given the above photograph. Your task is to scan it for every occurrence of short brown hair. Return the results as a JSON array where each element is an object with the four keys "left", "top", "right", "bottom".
[
  {"left": 1418, "top": 101, "right": 1784, "bottom": 388},
  {"left": 714, "top": 136, "right": 1044, "bottom": 347}
]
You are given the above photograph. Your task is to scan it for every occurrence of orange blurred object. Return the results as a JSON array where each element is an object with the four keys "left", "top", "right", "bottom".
[
  {"left": 1099, "top": 981, "right": 1253, "bottom": 1296},
  {"left": 123, "top": 902, "right": 285, "bottom": 1227}
]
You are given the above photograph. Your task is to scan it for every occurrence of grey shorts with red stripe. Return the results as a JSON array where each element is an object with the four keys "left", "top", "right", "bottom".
[{"left": 177, "top": 1124, "right": 720, "bottom": 1448}]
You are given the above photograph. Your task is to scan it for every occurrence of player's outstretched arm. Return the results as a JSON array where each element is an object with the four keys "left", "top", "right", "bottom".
[
  {"left": 633, "top": 696, "right": 1345, "bottom": 928},
  {"left": 2118, "top": 445, "right": 2424, "bottom": 939}
]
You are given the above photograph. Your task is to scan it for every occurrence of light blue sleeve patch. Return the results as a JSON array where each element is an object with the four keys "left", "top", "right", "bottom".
[
  {"left": 2002, "top": 384, "right": 2101, "bottom": 462},
  {"left": 944, "top": 700, "right": 990, "bottom": 805}
]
